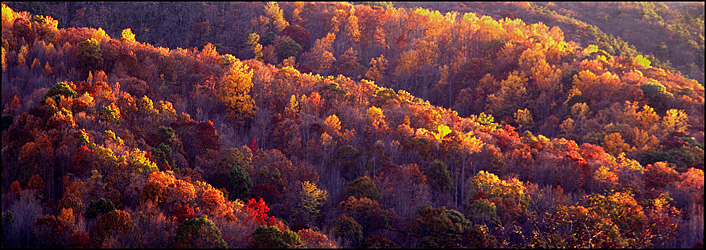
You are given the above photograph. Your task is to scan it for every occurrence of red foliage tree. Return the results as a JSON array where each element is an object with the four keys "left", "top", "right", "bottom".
[{"left": 246, "top": 198, "right": 277, "bottom": 226}]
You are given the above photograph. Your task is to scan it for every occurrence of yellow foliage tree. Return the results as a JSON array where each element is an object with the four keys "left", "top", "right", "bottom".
[
  {"left": 247, "top": 33, "right": 263, "bottom": 61},
  {"left": 129, "top": 148, "right": 159, "bottom": 175},
  {"left": 92, "top": 28, "right": 110, "bottom": 42},
  {"left": 603, "top": 132, "right": 632, "bottom": 156},
  {"left": 264, "top": 2, "right": 289, "bottom": 32},
  {"left": 436, "top": 124, "right": 452, "bottom": 141},
  {"left": 366, "top": 106, "right": 387, "bottom": 133},
  {"left": 661, "top": 109, "right": 688, "bottom": 134},
  {"left": 297, "top": 181, "right": 329, "bottom": 224},
  {"left": 120, "top": 28, "right": 136, "bottom": 43},
  {"left": 514, "top": 108, "right": 533, "bottom": 129},
  {"left": 634, "top": 55, "right": 651, "bottom": 68},
  {"left": 217, "top": 61, "right": 255, "bottom": 124},
  {"left": 323, "top": 114, "right": 342, "bottom": 137},
  {"left": 469, "top": 170, "right": 529, "bottom": 219},
  {"left": 346, "top": 14, "right": 360, "bottom": 43}
]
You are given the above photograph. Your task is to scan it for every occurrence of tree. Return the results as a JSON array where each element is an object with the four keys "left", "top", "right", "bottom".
[
  {"left": 129, "top": 148, "right": 158, "bottom": 175},
  {"left": 275, "top": 39, "right": 302, "bottom": 62},
  {"left": 136, "top": 95, "right": 156, "bottom": 114},
  {"left": 514, "top": 108, "right": 533, "bottom": 130},
  {"left": 486, "top": 71, "right": 529, "bottom": 119},
  {"left": 77, "top": 38, "right": 103, "bottom": 77},
  {"left": 151, "top": 143, "right": 173, "bottom": 170},
  {"left": 261, "top": 32, "right": 276, "bottom": 46},
  {"left": 301, "top": 32, "right": 336, "bottom": 74},
  {"left": 335, "top": 47, "right": 366, "bottom": 79},
  {"left": 554, "top": 204, "right": 628, "bottom": 248},
  {"left": 246, "top": 198, "right": 276, "bottom": 226},
  {"left": 333, "top": 145, "right": 360, "bottom": 181},
  {"left": 346, "top": 13, "right": 361, "bottom": 43},
  {"left": 331, "top": 214, "right": 364, "bottom": 248},
  {"left": 220, "top": 54, "right": 237, "bottom": 68},
  {"left": 251, "top": 225, "right": 302, "bottom": 248},
  {"left": 141, "top": 171, "right": 172, "bottom": 206},
  {"left": 285, "top": 94, "right": 299, "bottom": 114},
  {"left": 365, "top": 54, "right": 388, "bottom": 83},
  {"left": 661, "top": 109, "right": 688, "bottom": 135},
  {"left": 96, "top": 210, "right": 135, "bottom": 239},
  {"left": 644, "top": 162, "right": 680, "bottom": 188},
  {"left": 174, "top": 216, "right": 227, "bottom": 249},
  {"left": 366, "top": 106, "right": 387, "bottom": 134},
  {"left": 282, "top": 25, "right": 311, "bottom": 49},
  {"left": 190, "top": 21, "right": 212, "bottom": 48},
  {"left": 467, "top": 171, "right": 529, "bottom": 222},
  {"left": 442, "top": 131, "right": 484, "bottom": 207},
  {"left": 46, "top": 107, "right": 75, "bottom": 129},
  {"left": 295, "top": 181, "right": 328, "bottom": 227},
  {"left": 297, "top": 228, "right": 339, "bottom": 248},
  {"left": 99, "top": 102, "right": 121, "bottom": 123},
  {"left": 344, "top": 176, "right": 380, "bottom": 200},
  {"left": 603, "top": 133, "right": 632, "bottom": 156},
  {"left": 634, "top": 55, "right": 651, "bottom": 68},
  {"left": 157, "top": 126, "right": 175, "bottom": 144},
  {"left": 428, "top": 160, "right": 453, "bottom": 192},
  {"left": 246, "top": 33, "right": 263, "bottom": 61},
  {"left": 363, "top": 234, "right": 399, "bottom": 248},
  {"left": 228, "top": 164, "right": 253, "bottom": 201},
  {"left": 214, "top": 147, "right": 252, "bottom": 201},
  {"left": 33, "top": 13, "right": 58, "bottom": 38},
  {"left": 641, "top": 80, "right": 674, "bottom": 113},
  {"left": 85, "top": 198, "right": 116, "bottom": 220},
  {"left": 42, "top": 81, "right": 78, "bottom": 105},
  {"left": 198, "top": 183, "right": 231, "bottom": 218},
  {"left": 339, "top": 196, "right": 392, "bottom": 233},
  {"left": 34, "top": 209, "right": 76, "bottom": 248},
  {"left": 406, "top": 205, "right": 473, "bottom": 248},
  {"left": 323, "top": 114, "right": 342, "bottom": 137},
  {"left": 643, "top": 193, "right": 681, "bottom": 247},
  {"left": 264, "top": 2, "right": 289, "bottom": 32},
  {"left": 120, "top": 28, "right": 136, "bottom": 43},
  {"left": 587, "top": 191, "right": 647, "bottom": 243},
  {"left": 217, "top": 60, "right": 255, "bottom": 124}
]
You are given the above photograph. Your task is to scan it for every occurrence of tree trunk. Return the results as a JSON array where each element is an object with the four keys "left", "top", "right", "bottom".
[{"left": 461, "top": 156, "right": 466, "bottom": 207}]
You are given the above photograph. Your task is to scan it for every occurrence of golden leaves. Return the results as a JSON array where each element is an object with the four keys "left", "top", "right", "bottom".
[
  {"left": 662, "top": 109, "right": 689, "bottom": 134},
  {"left": 323, "top": 114, "right": 342, "bottom": 137},
  {"left": 217, "top": 60, "right": 255, "bottom": 123},
  {"left": 120, "top": 28, "right": 136, "bottom": 43}
]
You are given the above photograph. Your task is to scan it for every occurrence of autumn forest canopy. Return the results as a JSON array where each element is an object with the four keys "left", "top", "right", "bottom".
[{"left": 1, "top": 1, "right": 704, "bottom": 249}]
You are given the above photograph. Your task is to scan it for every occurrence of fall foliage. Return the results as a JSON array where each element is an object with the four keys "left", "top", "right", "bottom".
[{"left": 1, "top": 2, "right": 703, "bottom": 249}]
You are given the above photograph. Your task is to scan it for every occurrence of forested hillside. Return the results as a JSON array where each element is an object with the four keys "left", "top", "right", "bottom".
[
  {"left": 2, "top": 2, "right": 704, "bottom": 249},
  {"left": 397, "top": 1, "right": 705, "bottom": 85}
]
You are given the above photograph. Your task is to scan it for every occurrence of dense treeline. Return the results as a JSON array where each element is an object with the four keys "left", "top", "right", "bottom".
[{"left": 1, "top": 2, "right": 704, "bottom": 249}]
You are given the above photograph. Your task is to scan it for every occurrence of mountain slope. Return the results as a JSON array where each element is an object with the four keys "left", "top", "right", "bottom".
[{"left": 1, "top": 3, "right": 703, "bottom": 249}]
